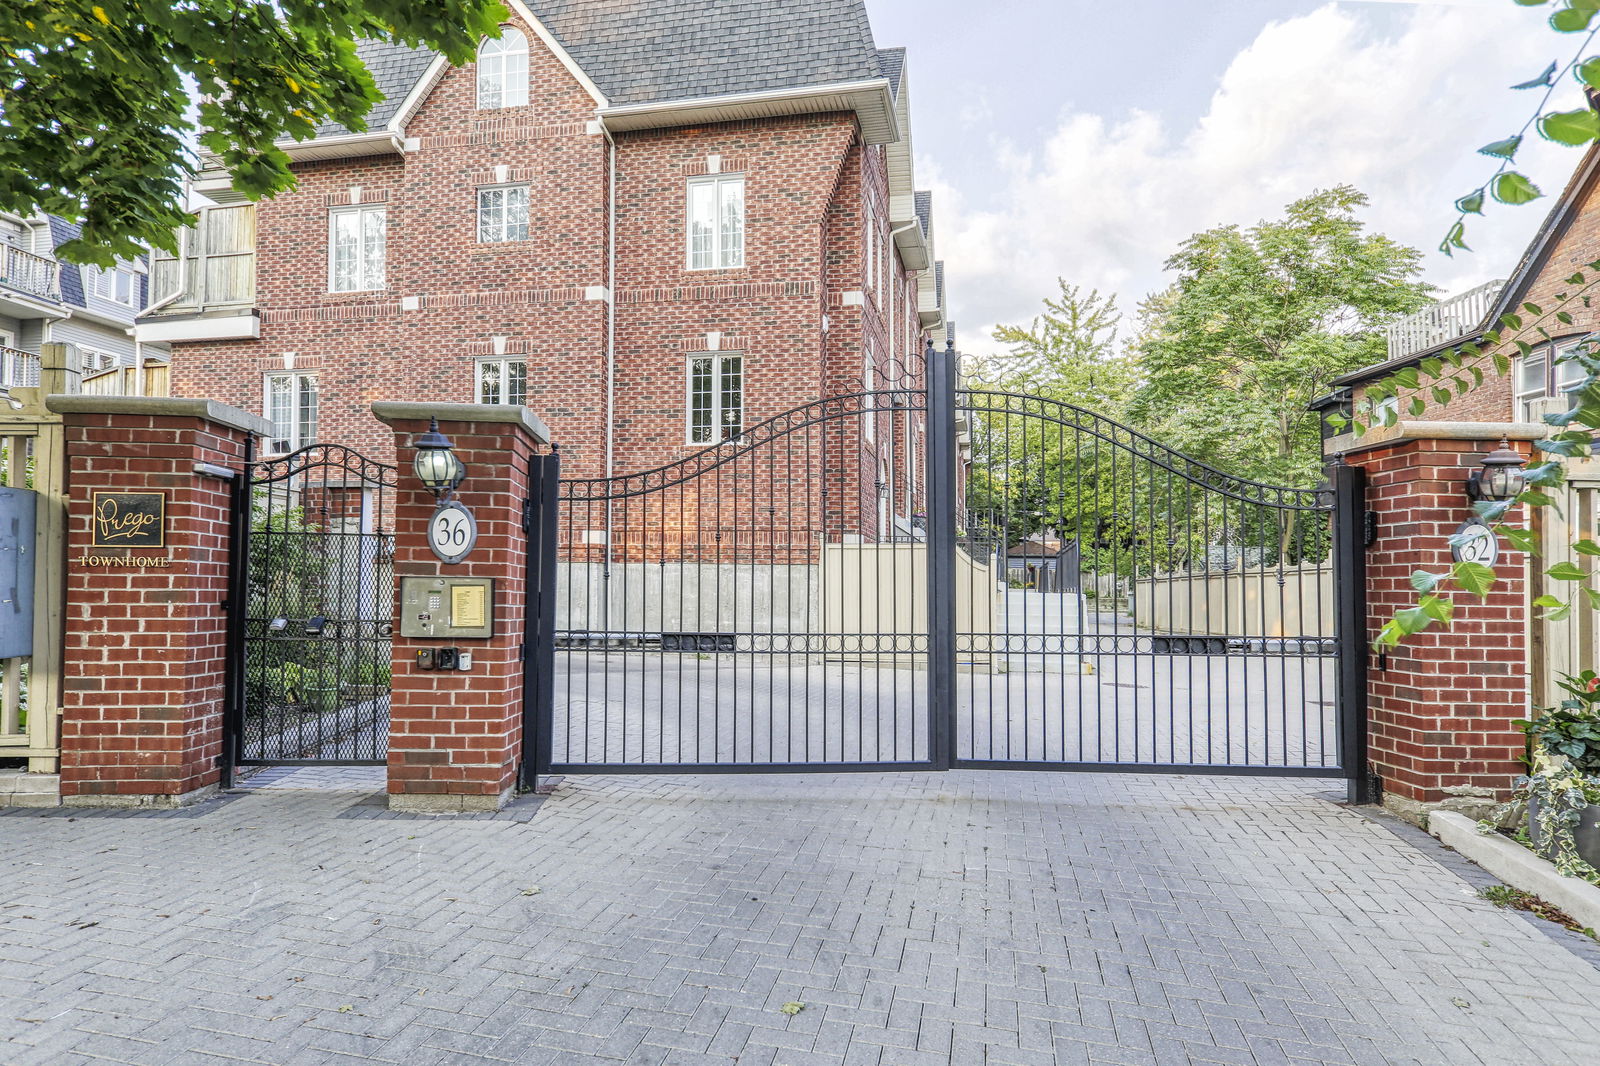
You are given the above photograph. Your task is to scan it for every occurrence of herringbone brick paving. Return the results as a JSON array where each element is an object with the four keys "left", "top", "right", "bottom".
[{"left": 1, "top": 771, "right": 1597, "bottom": 1065}]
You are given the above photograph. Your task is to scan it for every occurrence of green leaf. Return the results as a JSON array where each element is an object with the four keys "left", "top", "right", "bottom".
[
  {"left": 1548, "top": 561, "right": 1589, "bottom": 580},
  {"left": 1584, "top": 588, "right": 1600, "bottom": 610},
  {"left": 1535, "top": 594, "right": 1567, "bottom": 608},
  {"left": 1504, "top": 526, "right": 1539, "bottom": 553},
  {"left": 1578, "top": 56, "right": 1600, "bottom": 90},
  {"left": 1513, "top": 60, "right": 1559, "bottom": 89},
  {"left": 1554, "top": 5, "right": 1599, "bottom": 31},
  {"left": 1420, "top": 595, "right": 1455, "bottom": 624},
  {"left": 1480, "top": 135, "right": 1525, "bottom": 159},
  {"left": 1540, "top": 108, "right": 1600, "bottom": 145},
  {"left": 1493, "top": 172, "right": 1544, "bottom": 205},
  {"left": 1454, "top": 561, "right": 1498, "bottom": 599},
  {"left": 1410, "top": 570, "right": 1444, "bottom": 594},
  {"left": 779, "top": 1002, "right": 805, "bottom": 1016},
  {"left": 1575, "top": 539, "right": 1600, "bottom": 556},
  {"left": 1456, "top": 189, "right": 1486, "bottom": 215}
]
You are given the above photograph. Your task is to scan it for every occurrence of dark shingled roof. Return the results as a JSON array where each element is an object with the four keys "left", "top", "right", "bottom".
[
  {"left": 876, "top": 48, "right": 905, "bottom": 99},
  {"left": 309, "top": 0, "right": 890, "bottom": 140},
  {"left": 46, "top": 216, "right": 83, "bottom": 307},
  {"left": 914, "top": 190, "right": 932, "bottom": 238},
  {"left": 317, "top": 39, "right": 439, "bottom": 138},
  {"left": 533, "top": 0, "right": 882, "bottom": 105}
]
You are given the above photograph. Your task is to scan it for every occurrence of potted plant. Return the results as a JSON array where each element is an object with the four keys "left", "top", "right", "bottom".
[{"left": 1519, "top": 671, "right": 1600, "bottom": 876}]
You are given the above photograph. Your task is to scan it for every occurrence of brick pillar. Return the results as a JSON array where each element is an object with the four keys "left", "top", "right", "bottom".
[
  {"left": 1346, "top": 430, "right": 1536, "bottom": 818},
  {"left": 48, "top": 397, "right": 270, "bottom": 807},
  {"left": 373, "top": 403, "right": 549, "bottom": 813}
]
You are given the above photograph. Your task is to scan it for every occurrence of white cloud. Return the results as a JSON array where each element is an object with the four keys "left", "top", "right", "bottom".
[{"left": 932, "top": 2, "right": 1585, "bottom": 357}]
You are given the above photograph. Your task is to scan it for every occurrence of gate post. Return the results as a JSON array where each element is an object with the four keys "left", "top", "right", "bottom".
[
  {"left": 1330, "top": 460, "right": 1372, "bottom": 805},
  {"left": 373, "top": 403, "right": 551, "bottom": 813},
  {"left": 520, "top": 446, "right": 560, "bottom": 792},
  {"left": 47, "top": 396, "right": 270, "bottom": 807},
  {"left": 925, "top": 340, "right": 958, "bottom": 769},
  {"left": 1340, "top": 428, "right": 1536, "bottom": 822}
]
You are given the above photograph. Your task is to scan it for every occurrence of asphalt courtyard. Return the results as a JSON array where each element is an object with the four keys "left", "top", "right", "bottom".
[{"left": 2, "top": 769, "right": 1599, "bottom": 1066}]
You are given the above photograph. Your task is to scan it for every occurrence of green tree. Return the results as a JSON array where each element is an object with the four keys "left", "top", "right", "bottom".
[
  {"left": 0, "top": 0, "right": 508, "bottom": 266},
  {"left": 1129, "top": 185, "right": 1431, "bottom": 487},
  {"left": 981, "top": 282, "right": 1137, "bottom": 416}
]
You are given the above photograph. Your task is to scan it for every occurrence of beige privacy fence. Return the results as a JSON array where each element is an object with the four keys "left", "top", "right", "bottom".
[{"left": 1132, "top": 567, "right": 1334, "bottom": 638}]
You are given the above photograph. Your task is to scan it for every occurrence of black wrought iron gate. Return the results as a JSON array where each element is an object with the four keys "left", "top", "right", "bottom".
[
  {"left": 223, "top": 444, "right": 397, "bottom": 781},
  {"left": 528, "top": 345, "right": 1367, "bottom": 795}
]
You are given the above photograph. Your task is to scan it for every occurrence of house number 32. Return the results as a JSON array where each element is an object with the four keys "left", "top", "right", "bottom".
[{"left": 428, "top": 501, "right": 478, "bottom": 565}]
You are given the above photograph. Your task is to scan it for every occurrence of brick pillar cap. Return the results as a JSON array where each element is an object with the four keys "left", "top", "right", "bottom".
[
  {"left": 45, "top": 395, "right": 272, "bottom": 437},
  {"left": 371, "top": 402, "right": 550, "bottom": 445},
  {"left": 1329, "top": 419, "right": 1544, "bottom": 458}
]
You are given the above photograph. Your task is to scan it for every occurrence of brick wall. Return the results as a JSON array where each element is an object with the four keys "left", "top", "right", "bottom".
[
  {"left": 167, "top": 20, "right": 939, "bottom": 521},
  {"left": 380, "top": 408, "right": 540, "bottom": 811},
  {"left": 1353, "top": 437, "right": 1531, "bottom": 804},
  {"left": 54, "top": 402, "right": 256, "bottom": 805}
]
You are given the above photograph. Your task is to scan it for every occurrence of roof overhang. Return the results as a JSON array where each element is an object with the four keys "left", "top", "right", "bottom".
[
  {"left": 599, "top": 78, "right": 900, "bottom": 145},
  {"left": 276, "top": 131, "right": 405, "bottom": 163},
  {"left": 894, "top": 224, "right": 929, "bottom": 273},
  {"left": 1332, "top": 331, "right": 1485, "bottom": 389}
]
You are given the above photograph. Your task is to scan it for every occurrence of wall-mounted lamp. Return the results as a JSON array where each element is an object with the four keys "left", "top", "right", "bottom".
[
  {"left": 1466, "top": 438, "right": 1528, "bottom": 503},
  {"left": 413, "top": 417, "right": 467, "bottom": 500}
]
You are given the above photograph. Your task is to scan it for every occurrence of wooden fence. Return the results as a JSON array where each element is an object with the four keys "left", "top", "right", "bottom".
[{"left": 0, "top": 343, "right": 77, "bottom": 773}]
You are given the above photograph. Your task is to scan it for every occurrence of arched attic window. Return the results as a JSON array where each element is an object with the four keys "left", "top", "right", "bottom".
[{"left": 477, "top": 28, "right": 529, "bottom": 109}]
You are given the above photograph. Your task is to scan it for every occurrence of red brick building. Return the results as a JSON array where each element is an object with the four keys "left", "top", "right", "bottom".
[{"left": 138, "top": 0, "right": 948, "bottom": 543}]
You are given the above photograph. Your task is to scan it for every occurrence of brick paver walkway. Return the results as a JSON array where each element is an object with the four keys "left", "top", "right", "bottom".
[{"left": 2, "top": 771, "right": 1598, "bottom": 1065}]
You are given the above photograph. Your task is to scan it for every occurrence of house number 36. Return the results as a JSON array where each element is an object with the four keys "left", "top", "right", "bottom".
[{"left": 428, "top": 501, "right": 478, "bottom": 565}]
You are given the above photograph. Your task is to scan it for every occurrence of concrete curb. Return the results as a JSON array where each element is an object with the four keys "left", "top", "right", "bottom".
[{"left": 1431, "top": 810, "right": 1600, "bottom": 932}]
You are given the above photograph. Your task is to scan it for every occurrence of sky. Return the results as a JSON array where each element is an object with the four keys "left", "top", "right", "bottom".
[{"left": 863, "top": 0, "right": 1595, "bottom": 361}]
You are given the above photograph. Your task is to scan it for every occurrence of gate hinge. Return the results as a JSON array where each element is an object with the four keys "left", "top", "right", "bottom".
[
  {"left": 1363, "top": 510, "right": 1379, "bottom": 548},
  {"left": 521, "top": 499, "right": 534, "bottom": 534}
]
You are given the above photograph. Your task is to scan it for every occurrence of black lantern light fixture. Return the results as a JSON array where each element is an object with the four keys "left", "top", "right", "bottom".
[
  {"left": 1466, "top": 437, "right": 1528, "bottom": 503},
  {"left": 413, "top": 417, "right": 467, "bottom": 500}
]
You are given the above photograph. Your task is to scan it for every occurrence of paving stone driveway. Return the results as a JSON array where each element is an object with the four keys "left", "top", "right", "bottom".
[{"left": 2, "top": 771, "right": 1599, "bottom": 1066}]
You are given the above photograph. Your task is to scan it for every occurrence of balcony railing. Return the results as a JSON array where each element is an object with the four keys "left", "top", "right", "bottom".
[
  {"left": 0, "top": 346, "right": 40, "bottom": 391},
  {"left": 1383, "top": 280, "right": 1504, "bottom": 362},
  {"left": 0, "top": 245, "right": 60, "bottom": 303}
]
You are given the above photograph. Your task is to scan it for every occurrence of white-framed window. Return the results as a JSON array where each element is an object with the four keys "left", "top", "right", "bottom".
[
  {"left": 87, "top": 260, "right": 142, "bottom": 307},
  {"left": 476, "top": 357, "right": 528, "bottom": 405},
  {"left": 328, "top": 205, "right": 386, "bottom": 292},
  {"left": 863, "top": 349, "right": 876, "bottom": 443},
  {"left": 865, "top": 206, "right": 877, "bottom": 292},
  {"left": 1516, "top": 337, "right": 1589, "bottom": 420},
  {"left": 477, "top": 28, "right": 529, "bottom": 109},
  {"left": 687, "top": 353, "right": 743, "bottom": 445},
  {"left": 78, "top": 346, "right": 118, "bottom": 375},
  {"left": 687, "top": 175, "right": 745, "bottom": 271},
  {"left": 477, "top": 185, "right": 530, "bottom": 243},
  {"left": 265, "top": 372, "right": 319, "bottom": 454}
]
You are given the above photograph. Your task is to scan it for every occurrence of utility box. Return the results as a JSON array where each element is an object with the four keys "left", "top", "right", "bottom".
[
  {"left": 398, "top": 576, "right": 494, "bottom": 640},
  {"left": 0, "top": 487, "right": 36, "bottom": 659}
]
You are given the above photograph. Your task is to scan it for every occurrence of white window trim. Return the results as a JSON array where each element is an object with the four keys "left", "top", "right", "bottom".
[
  {"left": 475, "top": 356, "right": 528, "bottom": 405},
  {"left": 87, "top": 261, "right": 141, "bottom": 307},
  {"left": 685, "top": 352, "right": 744, "bottom": 446},
  {"left": 1517, "top": 337, "right": 1588, "bottom": 420},
  {"left": 264, "top": 371, "right": 319, "bottom": 454},
  {"left": 863, "top": 349, "right": 876, "bottom": 443},
  {"left": 685, "top": 174, "right": 746, "bottom": 272},
  {"left": 476, "top": 27, "right": 530, "bottom": 110},
  {"left": 476, "top": 183, "right": 531, "bottom": 244},
  {"left": 327, "top": 204, "right": 386, "bottom": 293},
  {"left": 78, "top": 345, "right": 119, "bottom": 375}
]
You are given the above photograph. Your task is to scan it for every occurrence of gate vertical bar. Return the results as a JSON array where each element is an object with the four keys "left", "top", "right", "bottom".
[
  {"left": 926, "top": 341, "right": 958, "bottom": 770},
  {"left": 220, "top": 434, "right": 255, "bottom": 789},
  {"left": 522, "top": 445, "right": 561, "bottom": 791},
  {"left": 1331, "top": 460, "right": 1370, "bottom": 804}
]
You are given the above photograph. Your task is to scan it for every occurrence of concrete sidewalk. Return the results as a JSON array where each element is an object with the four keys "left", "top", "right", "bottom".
[{"left": 1, "top": 770, "right": 1597, "bottom": 1065}]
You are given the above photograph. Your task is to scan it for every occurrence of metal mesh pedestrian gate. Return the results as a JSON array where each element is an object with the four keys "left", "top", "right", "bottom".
[
  {"left": 528, "top": 345, "right": 1366, "bottom": 792},
  {"left": 223, "top": 444, "right": 397, "bottom": 779}
]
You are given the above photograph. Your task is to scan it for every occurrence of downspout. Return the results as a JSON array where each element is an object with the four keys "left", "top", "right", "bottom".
[
  {"left": 885, "top": 220, "right": 919, "bottom": 534},
  {"left": 602, "top": 124, "right": 618, "bottom": 635}
]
